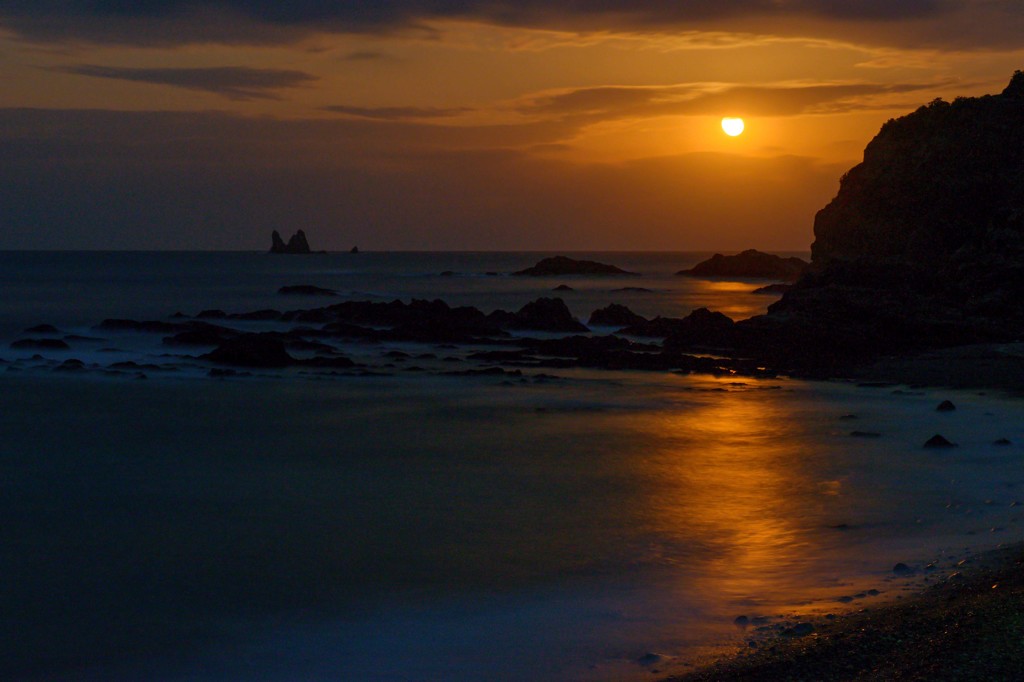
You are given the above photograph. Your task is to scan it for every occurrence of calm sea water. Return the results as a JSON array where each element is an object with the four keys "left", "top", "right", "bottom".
[{"left": 1, "top": 252, "right": 1022, "bottom": 681}]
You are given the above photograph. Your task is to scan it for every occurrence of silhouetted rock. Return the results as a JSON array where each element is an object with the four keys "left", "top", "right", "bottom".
[
  {"left": 677, "top": 250, "right": 808, "bottom": 281},
  {"left": 98, "top": 319, "right": 177, "bottom": 333},
  {"left": 269, "top": 229, "right": 316, "bottom": 254},
  {"left": 752, "top": 283, "right": 792, "bottom": 294},
  {"left": 936, "top": 400, "right": 956, "bottom": 412},
  {"left": 512, "top": 256, "right": 637, "bottom": 276},
  {"left": 55, "top": 358, "right": 85, "bottom": 372},
  {"left": 923, "top": 434, "right": 957, "bottom": 448},
  {"left": 663, "top": 308, "right": 738, "bottom": 351},
  {"left": 617, "top": 316, "right": 685, "bottom": 338},
  {"left": 993, "top": 438, "right": 1013, "bottom": 445},
  {"left": 24, "top": 324, "right": 60, "bottom": 334},
  {"left": 553, "top": 284, "right": 574, "bottom": 291},
  {"left": 278, "top": 285, "right": 338, "bottom": 296},
  {"left": 588, "top": 304, "right": 646, "bottom": 327},
  {"left": 491, "top": 297, "right": 588, "bottom": 332},
  {"left": 350, "top": 246, "right": 359, "bottom": 253},
  {"left": 762, "top": 72, "right": 1024, "bottom": 364},
  {"left": 11, "top": 338, "right": 70, "bottom": 350},
  {"left": 202, "top": 333, "right": 293, "bottom": 367}
]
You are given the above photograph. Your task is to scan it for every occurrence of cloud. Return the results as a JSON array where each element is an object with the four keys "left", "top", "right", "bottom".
[
  {"left": 54, "top": 65, "right": 317, "bottom": 100},
  {"left": 5, "top": 0, "right": 1018, "bottom": 50},
  {"left": 516, "top": 81, "right": 941, "bottom": 121},
  {"left": 342, "top": 50, "right": 391, "bottom": 61},
  {"left": 323, "top": 105, "right": 472, "bottom": 120}
]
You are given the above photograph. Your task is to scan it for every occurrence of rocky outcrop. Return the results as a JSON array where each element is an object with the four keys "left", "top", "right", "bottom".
[
  {"left": 751, "top": 283, "right": 792, "bottom": 295},
  {"left": 677, "top": 250, "right": 808, "bottom": 281},
  {"left": 270, "top": 229, "right": 315, "bottom": 254},
  {"left": 490, "top": 297, "right": 589, "bottom": 333},
  {"left": 665, "top": 70, "right": 1024, "bottom": 376},
  {"left": 811, "top": 72, "right": 1024, "bottom": 271},
  {"left": 759, "top": 72, "right": 1024, "bottom": 364},
  {"left": 588, "top": 304, "right": 646, "bottom": 328},
  {"left": 512, "top": 256, "right": 637, "bottom": 276},
  {"left": 663, "top": 308, "right": 738, "bottom": 351},
  {"left": 202, "top": 333, "right": 294, "bottom": 367},
  {"left": 10, "top": 338, "right": 70, "bottom": 350}
]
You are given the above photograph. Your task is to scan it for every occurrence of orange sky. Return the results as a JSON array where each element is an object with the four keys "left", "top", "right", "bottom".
[{"left": 1, "top": 3, "right": 1022, "bottom": 250}]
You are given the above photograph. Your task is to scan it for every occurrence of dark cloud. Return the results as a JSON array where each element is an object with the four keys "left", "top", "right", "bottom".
[
  {"left": 0, "top": 0, "right": 979, "bottom": 48},
  {"left": 0, "top": 107, "right": 840, "bottom": 250},
  {"left": 55, "top": 65, "right": 317, "bottom": 100},
  {"left": 323, "top": 104, "right": 472, "bottom": 120},
  {"left": 519, "top": 81, "right": 940, "bottom": 121}
]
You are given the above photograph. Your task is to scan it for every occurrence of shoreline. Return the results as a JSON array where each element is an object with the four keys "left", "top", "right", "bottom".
[
  {"left": 849, "top": 342, "right": 1024, "bottom": 398},
  {"left": 665, "top": 541, "right": 1024, "bottom": 681}
]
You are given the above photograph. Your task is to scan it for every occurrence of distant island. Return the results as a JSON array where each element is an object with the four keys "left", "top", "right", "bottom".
[
  {"left": 677, "top": 249, "right": 808, "bottom": 281},
  {"left": 270, "top": 229, "right": 326, "bottom": 254},
  {"left": 512, "top": 255, "right": 637, "bottom": 276}
]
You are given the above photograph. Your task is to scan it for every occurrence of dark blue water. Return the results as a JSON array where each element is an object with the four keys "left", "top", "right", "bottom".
[
  {"left": 0, "top": 251, "right": 798, "bottom": 340},
  {"left": 1, "top": 251, "right": 1021, "bottom": 681}
]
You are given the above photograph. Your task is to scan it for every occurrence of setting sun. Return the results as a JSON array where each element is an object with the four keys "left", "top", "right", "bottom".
[{"left": 722, "top": 117, "right": 745, "bottom": 137}]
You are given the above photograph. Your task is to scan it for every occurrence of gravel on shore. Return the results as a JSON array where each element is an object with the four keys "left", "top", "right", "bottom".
[{"left": 664, "top": 543, "right": 1024, "bottom": 681}]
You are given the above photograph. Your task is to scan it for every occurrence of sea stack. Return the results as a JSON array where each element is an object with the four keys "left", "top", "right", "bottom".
[{"left": 270, "top": 230, "right": 313, "bottom": 254}]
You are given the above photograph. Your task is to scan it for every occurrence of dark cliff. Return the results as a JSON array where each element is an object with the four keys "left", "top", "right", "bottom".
[
  {"left": 758, "top": 72, "right": 1024, "bottom": 364},
  {"left": 811, "top": 71, "right": 1024, "bottom": 273}
]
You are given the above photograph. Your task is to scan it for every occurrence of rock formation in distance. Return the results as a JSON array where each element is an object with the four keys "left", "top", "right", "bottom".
[{"left": 270, "top": 230, "right": 313, "bottom": 254}]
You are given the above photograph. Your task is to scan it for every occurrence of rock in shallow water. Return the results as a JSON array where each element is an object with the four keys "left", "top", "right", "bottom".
[{"left": 202, "top": 334, "right": 294, "bottom": 368}]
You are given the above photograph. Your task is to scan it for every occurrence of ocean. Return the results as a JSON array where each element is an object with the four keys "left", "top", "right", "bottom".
[{"left": 2, "top": 251, "right": 1021, "bottom": 681}]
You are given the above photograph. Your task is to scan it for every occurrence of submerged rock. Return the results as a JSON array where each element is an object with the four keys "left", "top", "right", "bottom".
[
  {"left": 10, "top": 338, "right": 70, "bottom": 350},
  {"left": 24, "top": 324, "right": 60, "bottom": 334},
  {"left": 512, "top": 256, "right": 637, "bottom": 276}
]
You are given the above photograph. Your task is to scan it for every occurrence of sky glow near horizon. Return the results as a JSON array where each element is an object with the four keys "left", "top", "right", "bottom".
[{"left": 1, "top": 2, "right": 1022, "bottom": 250}]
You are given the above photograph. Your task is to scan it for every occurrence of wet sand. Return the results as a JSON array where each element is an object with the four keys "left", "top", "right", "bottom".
[{"left": 666, "top": 340, "right": 1024, "bottom": 682}]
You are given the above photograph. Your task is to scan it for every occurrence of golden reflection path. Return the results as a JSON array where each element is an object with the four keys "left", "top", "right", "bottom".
[{"left": 633, "top": 380, "right": 833, "bottom": 609}]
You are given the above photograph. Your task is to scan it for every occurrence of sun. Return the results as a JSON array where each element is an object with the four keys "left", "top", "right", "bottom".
[{"left": 721, "top": 117, "right": 745, "bottom": 137}]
